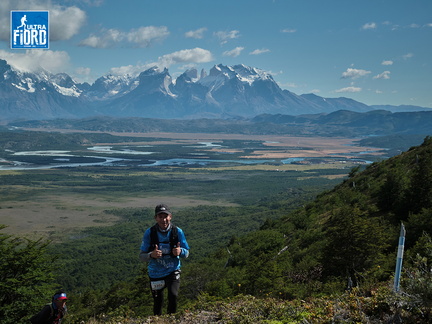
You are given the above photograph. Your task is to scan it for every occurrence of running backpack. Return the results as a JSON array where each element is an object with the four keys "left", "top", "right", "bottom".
[
  {"left": 149, "top": 224, "right": 178, "bottom": 255},
  {"left": 29, "top": 303, "right": 53, "bottom": 324}
]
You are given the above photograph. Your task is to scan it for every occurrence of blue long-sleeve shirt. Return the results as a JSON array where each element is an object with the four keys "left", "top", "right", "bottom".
[{"left": 140, "top": 225, "right": 189, "bottom": 279}]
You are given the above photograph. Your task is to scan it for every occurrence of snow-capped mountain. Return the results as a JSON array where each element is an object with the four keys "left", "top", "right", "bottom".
[
  {"left": 96, "top": 63, "right": 328, "bottom": 118},
  {"left": 0, "top": 59, "right": 429, "bottom": 121},
  {"left": 0, "top": 59, "right": 93, "bottom": 120},
  {"left": 84, "top": 74, "right": 138, "bottom": 100}
]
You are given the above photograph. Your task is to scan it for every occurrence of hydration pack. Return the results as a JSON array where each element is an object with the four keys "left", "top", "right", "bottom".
[{"left": 149, "top": 224, "right": 179, "bottom": 255}]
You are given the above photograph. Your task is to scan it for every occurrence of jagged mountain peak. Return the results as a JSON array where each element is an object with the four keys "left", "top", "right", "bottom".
[
  {"left": 99, "top": 73, "right": 135, "bottom": 82},
  {"left": 51, "top": 73, "right": 76, "bottom": 88},
  {"left": 134, "top": 66, "right": 175, "bottom": 98},
  {"left": 232, "top": 64, "right": 273, "bottom": 83},
  {"left": 0, "top": 59, "right": 15, "bottom": 82},
  {"left": 200, "top": 68, "right": 207, "bottom": 79},
  {"left": 48, "top": 73, "right": 83, "bottom": 97},
  {"left": 181, "top": 68, "right": 199, "bottom": 81},
  {"left": 211, "top": 64, "right": 235, "bottom": 74},
  {"left": 93, "top": 73, "right": 138, "bottom": 89},
  {"left": 0, "top": 59, "right": 12, "bottom": 73},
  {"left": 140, "top": 66, "right": 168, "bottom": 77},
  {"left": 86, "top": 73, "right": 139, "bottom": 100},
  {"left": 198, "top": 64, "right": 236, "bottom": 88},
  {"left": 198, "top": 63, "right": 273, "bottom": 89}
]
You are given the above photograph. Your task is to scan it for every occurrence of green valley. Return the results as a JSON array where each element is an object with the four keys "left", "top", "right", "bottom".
[{"left": 1, "top": 128, "right": 431, "bottom": 323}]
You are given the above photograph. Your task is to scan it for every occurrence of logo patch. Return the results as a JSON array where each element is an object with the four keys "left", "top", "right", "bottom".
[{"left": 11, "top": 11, "right": 49, "bottom": 49}]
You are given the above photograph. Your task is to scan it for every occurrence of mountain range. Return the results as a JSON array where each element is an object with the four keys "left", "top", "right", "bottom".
[{"left": 0, "top": 58, "right": 430, "bottom": 121}]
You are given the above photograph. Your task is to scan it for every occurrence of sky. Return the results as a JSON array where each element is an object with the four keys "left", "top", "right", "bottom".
[{"left": 0, "top": 0, "right": 431, "bottom": 108}]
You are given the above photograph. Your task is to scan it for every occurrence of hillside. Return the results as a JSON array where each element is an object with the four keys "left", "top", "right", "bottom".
[
  {"left": 2, "top": 137, "right": 432, "bottom": 323},
  {"left": 63, "top": 136, "right": 432, "bottom": 323},
  {"left": 138, "top": 137, "right": 432, "bottom": 323},
  {"left": 211, "top": 137, "right": 432, "bottom": 293}
]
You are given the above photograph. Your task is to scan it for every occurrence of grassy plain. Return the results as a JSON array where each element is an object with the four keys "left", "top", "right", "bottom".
[
  {"left": 0, "top": 131, "right": 387, "bottom": 240},
  {"left": 0, "top": 189, "right": 234, "bottom": 238},
  {"left": 30, "top": 128, "right": 385, "bottom": 158}
]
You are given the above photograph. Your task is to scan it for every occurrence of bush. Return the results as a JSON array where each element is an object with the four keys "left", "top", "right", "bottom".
[{"left": 0, "top": 225, "right": 58, "bottom": 324}]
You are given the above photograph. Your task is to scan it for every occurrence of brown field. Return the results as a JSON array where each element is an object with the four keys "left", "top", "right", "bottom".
[{"left": 0, "top": 192, "right": 239, "bottom": 239}]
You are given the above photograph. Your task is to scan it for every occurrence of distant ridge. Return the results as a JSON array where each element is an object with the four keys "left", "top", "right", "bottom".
[{"left": 12, "top": 109, "right": 432, "bottom": 139}]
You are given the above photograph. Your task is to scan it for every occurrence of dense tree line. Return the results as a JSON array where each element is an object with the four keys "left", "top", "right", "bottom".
[
  {"left": 9, "top": 112, "right": 432, "bottom": 139},
  {"left": 0, "top": 225, "right": 58, "bottom": 324}
]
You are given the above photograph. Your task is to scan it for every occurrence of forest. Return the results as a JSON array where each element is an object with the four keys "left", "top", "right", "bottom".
[{"left": 1, "top": 130, "right": 432, "bottom": 323}]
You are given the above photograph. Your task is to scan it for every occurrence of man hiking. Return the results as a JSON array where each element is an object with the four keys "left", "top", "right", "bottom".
[
  {"left": 30, "top": 291, "right": 68, "bottom": 324},
  {"left": 139, "top": 203, "right": 190, "bottom": 316}
]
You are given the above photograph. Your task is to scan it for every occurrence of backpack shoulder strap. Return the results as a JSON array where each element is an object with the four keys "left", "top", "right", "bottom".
[
  {"left": 170, "top": 225, "right": 178, "bottom": 248},
  {"left": 150, "top": 225, "right": 159, "bottom": 250}
]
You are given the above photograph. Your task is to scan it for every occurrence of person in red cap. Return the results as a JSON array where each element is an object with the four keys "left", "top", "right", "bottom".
[
  {"left": 30, "top": 290, "right": 68, "bottom": 324},
  {"left": 140, "top": 203, "right": 190, "bottom": 316}
]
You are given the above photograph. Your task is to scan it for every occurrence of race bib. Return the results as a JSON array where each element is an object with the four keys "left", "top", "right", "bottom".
[{"left": 150, "top": 280, "right": 165, "bottom": 290}]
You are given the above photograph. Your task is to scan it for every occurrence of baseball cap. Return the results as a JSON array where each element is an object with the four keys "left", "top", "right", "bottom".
[
  {"left": 54, "top": 293, "right": 68, "bottom": 300},
  {"left": 155, "top": 204, "right": 171, "bottom": 215}
]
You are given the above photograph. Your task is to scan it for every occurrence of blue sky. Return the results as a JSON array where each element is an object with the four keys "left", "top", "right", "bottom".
[{"left": 0, "top": 0, "right": 431, "bottom": 108}]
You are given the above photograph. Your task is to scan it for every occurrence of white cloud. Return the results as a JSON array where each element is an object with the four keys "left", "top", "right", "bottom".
[
  {"left": 341, "top": 68, "right": 371, "bottom": 79},
  {"left": 403, "top": 53, "right": 414, "bottom": 59},
  {"left": 0, "top": 1, "right": 86, "bottom": 41},
  {"left": 335, "top": 86, "right": 362, "bottom": 93},
  {"left": 266, "top": 69, "right": 283, "bottom": 76},
  {"left": 109, "top": 48, "right": 214, "bottom": 77},
  {"left": 73, "top": 0, "right": 103, "bottom": 6},
  {"left": 49, "top": 6, "right": 87, "bottom": 41},
  {"left": 223, "top": 47, "right": 244, "bottom": 57},
  {"left": 76, "top": 67, "right": 91, "bottom": 76},
  {"left": 79, "top": 35, "right": 102, "bottom": 48},
  {"left": 382, "top": 60, "right": 393, "bottom": 66},
  {"left": 362, "top": 22, "right": 377, "bottom": 30},
  {"left": 80, "top": 26, "right": 169, "bottom": 48},
  {"left": 373, "top": 71, "right": 391, "bottom": 80},
  {"left": 426, "top": 23, "right": 432, "bottom": 28},
  {"left": 74, "top": 67, "right": 93, "bottom": 83},
  {"left": 249, "top": 48, "right": 270, "bottom": 55},
  {"left": 214, "top": 30, "right": 240, "bottom": 44},
  {"left": 185, "top": 28, "right": 207, "bottom": 39},
  {"left": 281, "top": 28, "right": 297, "bottom": 33},
  {"left": 177, "top": 63, "right": 197, "bottom": 71},
  {"left": 157, "top": 48, "right": 214, "bottom": 67},
  {"left": 0, "top": 49, "right": 70, "bottom": 74},
  {"left": 127, "top": 26, "right": 169, "bottom": 46},
  {"left": 109, "top": 64, "right": 149, "bottom": 77}
]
